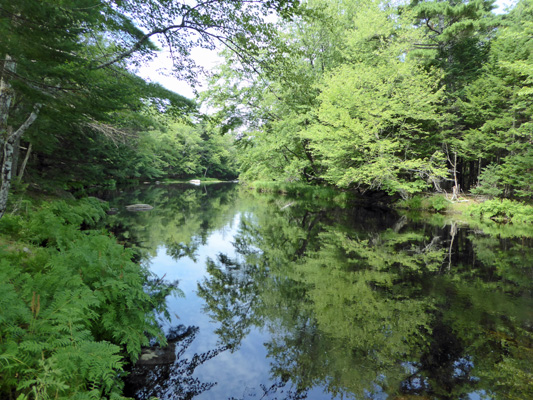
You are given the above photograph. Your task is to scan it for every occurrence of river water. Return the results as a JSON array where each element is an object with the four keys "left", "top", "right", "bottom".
[{"left": 103, "top": 183, "right": 532, "bottom": 400}]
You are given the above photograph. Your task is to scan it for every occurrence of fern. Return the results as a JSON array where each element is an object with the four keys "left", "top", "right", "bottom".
[{"left": 0, "top": 197, "right": 176, "bottom": 399}]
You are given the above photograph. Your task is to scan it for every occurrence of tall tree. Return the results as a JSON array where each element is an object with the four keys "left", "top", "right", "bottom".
[
  {"left": 204, "top": 0, "right": 359, "bottom": 183},
  {"left": 462, "top": 0, "right": 533, "bottom": 198},
  {"left": 408, "top": 0, "right": 497, "bottom": 191},
  {"left": 304, "top": 2, "right": 447, "bottom": 197}
]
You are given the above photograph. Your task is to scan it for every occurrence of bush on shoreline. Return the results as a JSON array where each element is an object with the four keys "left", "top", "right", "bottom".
[
  {"left": 396, "top": 193, "right": 533, "bottom": 224},
  {"left": 468, "top": 199, "right": 533, "bottom": 223}
]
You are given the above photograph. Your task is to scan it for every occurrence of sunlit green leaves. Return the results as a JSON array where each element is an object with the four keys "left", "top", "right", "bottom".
[{"left": 307, "top": 19, "right": 446, "bottom": 194}]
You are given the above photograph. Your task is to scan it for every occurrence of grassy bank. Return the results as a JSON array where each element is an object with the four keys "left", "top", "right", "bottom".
[
  {"left": 396, "top": 194, "right": 533, "bottom": 223},
  {"left": 246, "top": 182, "right": 533, "bottom": 224},
  {"left": 0, "top": 193, "right": 176, "bottom": 399}
]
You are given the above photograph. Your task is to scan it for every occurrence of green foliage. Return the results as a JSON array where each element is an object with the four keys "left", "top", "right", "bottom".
[
  {"left": 304, "top": 3, "right": 449, "bottom": 195},
  {"left": 203, "top": 0, "right": 357, "bottom": 185},
  {"left": 203, "top": 0, "right": 531, "bottom": 203},
  {"left": 427, "top": 194, "right": 449, "bottom": 211},
  {"left": 28, "top": 118, "right": 239, "bottom": 190},
  {"left": 308, "top": 55, "right": 447, "bottom": 195},
  {"left": 498, "top": 148, "right": 533, "bottom": 198},
  {"left": 399, "top": 194, "right": 424, "bottom": 210},
  {"left": 470, "top": 164, "right": 504, "bottom": 197},
  {"left": 207, "top": 0, "right": 453, "bottom": 196},
  {"left": 245, "top": 181, "right": 346, "bottom": 205},
  {"left": 0, "top": 197, "right": 176, "bottom": 399},
  {"left": 454, "top": 0, "right": 533, "bottom": 195},
  {"left": 2, "top": 0, "right": 303, "bottom": 217},
  {"left": 469, "top": 199, "right": 533, "bottom": 223}
]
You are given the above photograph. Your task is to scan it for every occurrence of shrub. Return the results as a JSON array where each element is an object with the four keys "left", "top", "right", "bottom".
[
  {"left": 471, "top": 164, "right": 504, "bottom": 198},
  {"left": 428, "top": 195, "right": 449, "bottom": 212},
  {"left": 469, "top": 199, "right": 533, "bottom": 223},
  {"left": 398, "top": 195, "right": 423, "bottom": 210}
]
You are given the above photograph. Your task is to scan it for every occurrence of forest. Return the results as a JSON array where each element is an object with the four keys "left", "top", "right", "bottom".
[
  {"left": 1, "top": 0, "right": 532, "bottom": 214},
  {"left": 0, "top": 0, "right": 531, "bottom": 399},
  {"left": 206, "top": 0, "right": 532, "bottom": 203}
]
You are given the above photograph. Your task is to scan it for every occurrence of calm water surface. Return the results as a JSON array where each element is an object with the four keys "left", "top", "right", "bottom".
[{"left": 104, "top": 183, "right": 532, "bottom": 400}]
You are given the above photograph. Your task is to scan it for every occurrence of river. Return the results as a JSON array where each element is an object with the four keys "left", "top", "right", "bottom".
[{"left": 102, "top": 183, "right": 532, "bottom": 400}]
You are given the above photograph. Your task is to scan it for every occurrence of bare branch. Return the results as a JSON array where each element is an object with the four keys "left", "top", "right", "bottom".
[
  {"left": 11, "top": 104, "right": 41, "bottom": 142},
  {"left": 95, "top": 23, "right": 186, "bottom": 70},
  {"left": 83, "top": 118, "right": 137, "bottom": 147}
]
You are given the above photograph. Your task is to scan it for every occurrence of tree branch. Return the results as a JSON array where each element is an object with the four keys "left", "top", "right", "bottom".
[
  {"left": 11, "top": 104, "right": 41, "bottom": 142},
  {"left": 94, "top": 23, "right": 186, "bottom": 70}
]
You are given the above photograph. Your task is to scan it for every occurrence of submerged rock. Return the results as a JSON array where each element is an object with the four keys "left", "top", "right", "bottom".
[
  {"left": 125, "top": 204, "right": 154, "bottom": 211},
  {"left": 137, "top": 342, "right": 176, "bottom": 365}
]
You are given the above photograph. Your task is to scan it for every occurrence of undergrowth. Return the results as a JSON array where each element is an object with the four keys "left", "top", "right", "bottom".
[
  {"left": 397, "top": 194, "right": 533, "bottom": 224},
  {"left": 396, "top": 194, "right": 450, "bottom": 213},
  {"left": 0, "top": 197, "right": 177, "bottom": 399},
  {"left": 468, "top": 199, "right": 533, "bottom": 223}
]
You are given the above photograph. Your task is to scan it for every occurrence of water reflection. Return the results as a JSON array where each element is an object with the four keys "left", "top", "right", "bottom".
[
  {"left": 106, "top": 184, "right": 532, "bottom": 400},
  {"left": 124, "top": 325, "right": 226, "bottom": 400}
]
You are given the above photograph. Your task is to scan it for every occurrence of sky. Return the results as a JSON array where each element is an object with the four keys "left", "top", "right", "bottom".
[
  {"left": 137, "top": 47, "right": 220, "bottom": 100},
  {"left": 137, "top": 0, "right": 518, "bottom": 100}
]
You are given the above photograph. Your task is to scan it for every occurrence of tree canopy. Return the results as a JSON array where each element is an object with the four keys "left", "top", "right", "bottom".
[
  {"left": 0, "top": 0, "right": 302, "bottom": 218},
  {"left": 205, "top": 0, "right": 532, "bottom": 201}
]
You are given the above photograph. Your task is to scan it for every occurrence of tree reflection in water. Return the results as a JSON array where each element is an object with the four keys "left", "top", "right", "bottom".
[
  {"left": 111, "top": 185, "right": 531, "bottom": 399},
  {"left": 124, "top": 325, "right": 228, "bottom": 400},
  {"left": 196, "top": 197, "right": 532, "bottom": 400}
]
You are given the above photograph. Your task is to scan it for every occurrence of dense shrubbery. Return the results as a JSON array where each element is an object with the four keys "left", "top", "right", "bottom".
[
  {"left": 469, "top": 199, "right": 533, "bottom": 223},
  {"left": 397, "top": 194, "right": 533, "bottom": 223},
  {"left": 0, "top": 198, "right": 176, "bottom": 399}
]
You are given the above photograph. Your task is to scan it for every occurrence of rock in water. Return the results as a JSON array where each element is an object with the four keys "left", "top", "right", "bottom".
[
  {"left": 137, "top": 343, "right": 176, "bottom": 365},
  {"left": 125, "top": 204, "right": 154, "bottom": 211}
]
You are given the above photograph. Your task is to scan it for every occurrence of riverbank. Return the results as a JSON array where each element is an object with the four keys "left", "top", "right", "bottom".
[
  {"left": 0, "top": 192, "right": 176, "bottom": 399},
  {"left": 244, "top": 181, "right": 533, "bottom": 223},
  {"left": 396, "top": 193, "right": 533, "bottom": 223}
]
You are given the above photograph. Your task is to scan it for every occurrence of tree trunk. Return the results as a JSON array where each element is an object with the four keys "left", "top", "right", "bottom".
[
  {"left": 0, "top": 54, "right": 16, "bottom": 219},
  {"left": 0, "top": 107, "right": 41, "bottom": 219},
  {"left": 17, "top": 142, "right": 32, "bottom": 182},
  {"left": 451, "top": 151, "right": 459, "bottom": 201},
  {"left": 12, "top": 136, "right": 20, "bottom": 178},
  {"left": 0, "top": 55, "right": 16, "bottom": 132},
  {"left": 0, "top": 54, "right": 42, "bottom": 219}
]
